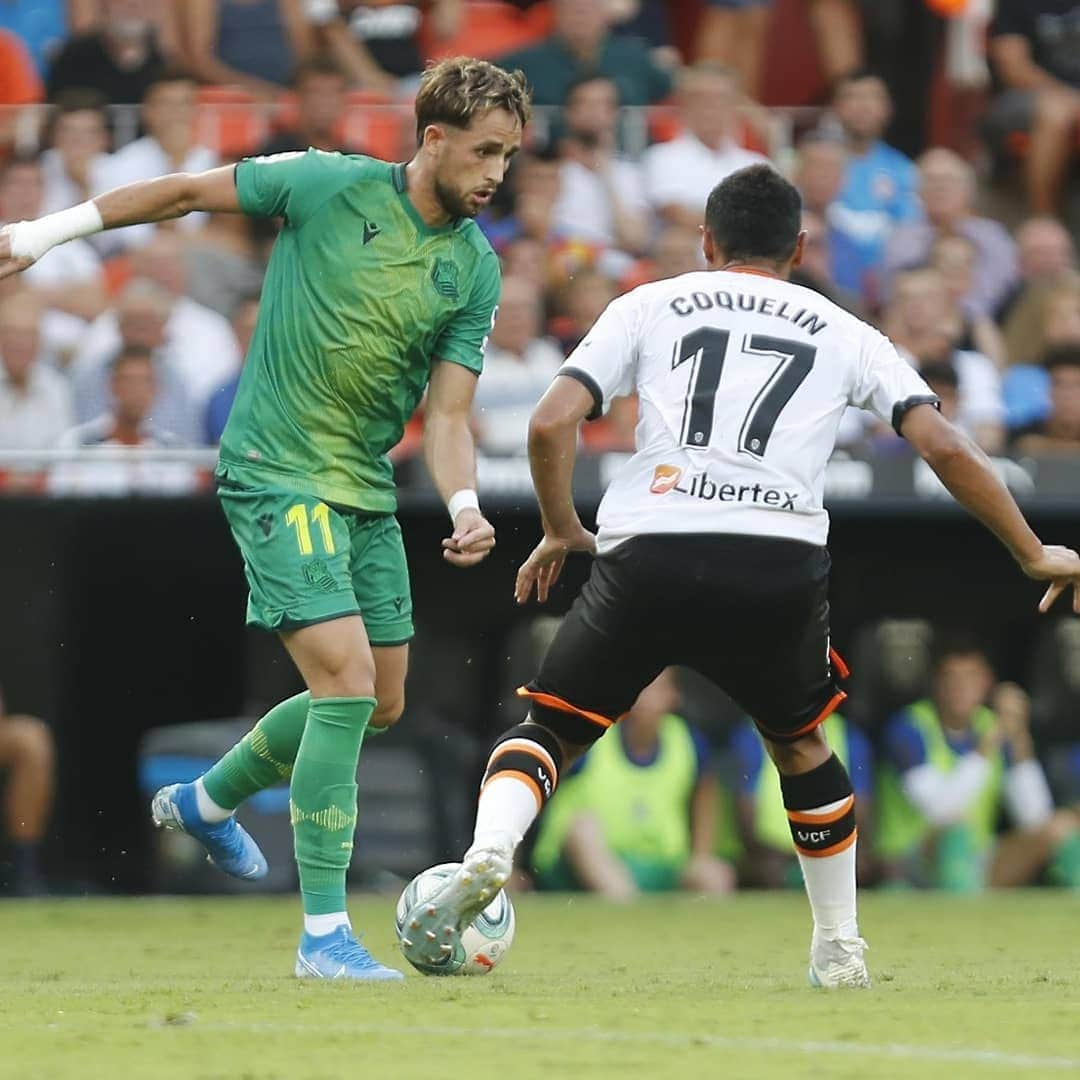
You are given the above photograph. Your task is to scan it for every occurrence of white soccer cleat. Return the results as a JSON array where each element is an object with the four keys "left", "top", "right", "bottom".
[
  {"left": 399, "top": 835, "right": 514, "bottom": 970},
  {"left": 808, "top": 934, "right": 870, "bottom": 989}
]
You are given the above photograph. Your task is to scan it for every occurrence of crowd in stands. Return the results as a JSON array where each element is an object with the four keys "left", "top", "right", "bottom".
[{"left": 0, "top": 1, "right": 1078, "bottom": 490}]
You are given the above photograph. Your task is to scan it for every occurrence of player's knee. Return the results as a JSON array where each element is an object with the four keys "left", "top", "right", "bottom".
[
  {"left": 370, "top": 692, "right": 405, "bottom": 729},
  {"left": 765, "top": 725, "right": 829, "bottom": 774},
  {"left": 2, "top": 716, "right": 54, "bottom": 770},
  {"left": 482, "top": 722, "right": 567, "bottom": 811},
  {"left": 1036, "top": 89, "right": 1080, "bottom": 130}
]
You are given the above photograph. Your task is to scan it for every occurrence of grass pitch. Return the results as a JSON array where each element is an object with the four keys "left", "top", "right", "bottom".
[{"left": 1, "top": 891, "right": 1078, "bottom": 1080}]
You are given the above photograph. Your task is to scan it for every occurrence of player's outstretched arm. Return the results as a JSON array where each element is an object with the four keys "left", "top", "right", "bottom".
[
  {"left": 424, "top": 359, "right": 496, "bottom": 568},
  {"left": 0, "top": 166, "right": 241, "bottom": 279},
  {"left": 515, "top": 375, "right": 598, "bottom": 605},
  {"left": 901, "top": 403, "right": 1080, "bottom": 612}
]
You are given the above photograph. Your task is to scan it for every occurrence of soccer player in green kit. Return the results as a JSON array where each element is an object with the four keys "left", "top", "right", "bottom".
[{"left": 0, "top": 58, "right": 530, "bottom": 980}]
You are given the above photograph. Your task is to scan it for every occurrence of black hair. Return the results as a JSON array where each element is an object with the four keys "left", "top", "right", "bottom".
[
  {"left": 930, "top": 630, "right": 991, "bottom": 672},
  {"left": 1044, "top": 345, "right": 1080, "bottom": 372},
  {"left": 563, "top": 70, "right": 619, "bottom": 107},
  {"left": 918, "top": 360, "right": 960, "bottom": 391},
  {"left": 832, "top": 68, "right": 889, "bottom": 98},
  {"left": 704, "top": 163, "right": 802, "bottom": 264}
]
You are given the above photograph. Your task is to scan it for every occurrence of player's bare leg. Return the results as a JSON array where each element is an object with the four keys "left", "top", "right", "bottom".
[
  {"left": 765, "top": 726, "right": 869, "bottom": 989},
  {"left": 0, "top": 714, "right": 55, "bottom": 895}
]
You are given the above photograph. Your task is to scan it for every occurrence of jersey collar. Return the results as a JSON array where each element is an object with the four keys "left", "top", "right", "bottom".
[{"left": 392, "top": 162, "right": 460, "bottom": 237}]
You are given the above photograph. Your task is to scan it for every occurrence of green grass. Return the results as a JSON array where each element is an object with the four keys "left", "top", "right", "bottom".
[{"left": 1, "top": 891, "right": 1079, "bottom": 1080}]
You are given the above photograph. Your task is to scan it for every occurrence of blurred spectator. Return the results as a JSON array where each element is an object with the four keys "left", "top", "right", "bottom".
[
  {"left": 552, "top": 268, "right": 617, "bottom": 355},
  {"left": 0, "top": 686, "right": 55, "bottom": 896},
  {"left": 999, "top": 217, "right": 1076, "bottom": 358},
  {"left": 643, "top": 64, "right": 767, "bottom": 231},
  {"left": 95, "top": 70, "right": 218, "bottom": 249},
  {"left": 178, "top": 0, "right": 313, "bottom": 99},
  {"left": 789, "top": 209, "right": 863, "bottom": 317},
  {"left": 883, "top": 268, "right": 1005, "bottom": 454},
  {"left": 877, "top": 636, "right": 1080, "bottom": 890},
  {"left": 883, "top": 149, "right": 1019, "bottom": 318},
  {"left": 72, "top": 232, "right": 239, "bottom": 421},
  {"left": 1011, "top": 347, "right": 1080, "bottom": 457},
  {"left": 698, "top": 0, "right": 861, "bottom": 101},
  {"left": 69, "top": 278, "right": 200, "bottom": 444},
  {"left": 0, "top": 292, "right": 75, "bottom": 452},
  {"left": 47, "top": 0, "right": 166, "bottom": 104},
  {"left": 530, "top": 669, "right": 736, "bottom": 899},
  {"left": 731, "top": 713, "right": 874, "bottom": 888},
  {"left": 499, "top": 0, "right": 673, "bottom": 108},
  {"left": 182, "top": 212, "right": 266, "bottom": 318},
  {"left": 481, "top": 150, "right": 561, "bottom": 251},
  {"left": 826, "top": 70, "right": 920, "bottom": 305},
  {"left": 1002, "top": 276, "right": 1080, "bottom": 431},
  {"left": 204, "top": 296, "right": 259, "bottom": 444},
  {"left": 0, "top": 28, "right": 44, "bottom": 105},
  {"left": 608, "top": 0, "right": 677, "bottom": 59},
  {"left": 695, "top": 1, "right": 773, "bottom": 100},
  {"left": 472, "top": 276, "right": 562, "bottom": 456},
  {"left": 918, "top": 360, "right": 961, "bottom": 427},
  {"left": 40, "top": 90, "right": 111, "bottom": 216},
  {"left": 306, "top": 0, "right": 462, "bottom": 95},
  {"left": 647, "top": 224, "right": 702, "bottom": 282},
  {"left": 988, "top": 1, "right": 1080, "bottom": 213},
  {"left": 256, "top": 54, "right": 359, "bottom": 155},
  {"left": 0, "top": 0, "right": 67, "bottom": 77},
  {"left": 551, "top": 74, "right": 648, "bottom": 261},
  {"left": 51, "top": 345, "right": 197, "bottom": 496},
  {"left": 930, "top": 234, "right": 1007, "bottom": 370},
  {"left": 0, "top": 154, "right": 107, "bottom": 358},
  {"left": 793, "top": 132, "right": 846, "bottom": 221},
  {"left": 500, "top": 234, "right": 549, "bottom": 293}
]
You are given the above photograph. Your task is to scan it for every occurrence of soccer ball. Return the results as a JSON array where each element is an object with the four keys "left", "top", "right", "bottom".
[{"left": 395, "top": 862, "right": 515, "bottom": 976}]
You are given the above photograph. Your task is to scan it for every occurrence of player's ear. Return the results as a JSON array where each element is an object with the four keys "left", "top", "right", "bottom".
[
  {"left": 420, "top": 123, "right": 446, "bottom": 157},
  {"left": 702, "top": 226, "right": 715, "bottom": 266},
  {"left": 790, "top": 230, "right": 807, "bottom": 271}
]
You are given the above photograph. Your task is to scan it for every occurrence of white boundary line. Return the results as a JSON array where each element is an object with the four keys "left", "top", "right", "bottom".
[{"left": 188, "top": 1021, "right": 1080, "bottom": 1071}]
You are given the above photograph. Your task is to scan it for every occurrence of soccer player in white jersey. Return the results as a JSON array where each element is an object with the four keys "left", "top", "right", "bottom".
[{"left": 402, "top": 164, "right": 1080, "bottom": 988}]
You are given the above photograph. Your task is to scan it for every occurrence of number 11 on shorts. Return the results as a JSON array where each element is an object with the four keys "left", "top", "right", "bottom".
[{"left": 285, "top": 502, "right": 336, "bottom": 556}]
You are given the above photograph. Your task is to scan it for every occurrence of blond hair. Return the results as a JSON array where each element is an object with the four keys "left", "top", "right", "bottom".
[{"left": 414, "top": 57, "right": 531, "bottom": 144}]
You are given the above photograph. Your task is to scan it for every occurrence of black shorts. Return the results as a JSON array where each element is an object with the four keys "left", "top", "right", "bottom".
[{"left": 519, "top": 534, "right": 848, "bottom": 745}]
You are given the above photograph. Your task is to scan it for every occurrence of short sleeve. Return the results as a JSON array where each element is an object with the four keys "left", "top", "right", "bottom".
[
  {"left": 433, "top": 249, "right": 500, "bottom": 374},
  {"left": 883, "top": 712, "right": 929, "bottom": 774},
  {"left": 989, "top": 0, "right": 1032, "bottom": 40},
  {"left": 849, "top": 327, "right": 939, "bottom": 434},
  {"left": 731, "top": 722, "right": 765, "bottom": 796},
  {"left": 844, "top": 723, "right": 874, "bottom": 798},
  {"left": 235, "top": 149, "right": 357, "bottom": 226},
  {"left": 559, "top": 294, "right": 638, "bottom": 421}
]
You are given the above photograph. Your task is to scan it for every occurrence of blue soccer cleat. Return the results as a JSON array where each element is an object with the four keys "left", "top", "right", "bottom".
[
  {"left": 151, "top": 782, "right": 268, "bottom": 881},
  {"left": 295, "top": 926, "right": 405, "bottom": 981}
]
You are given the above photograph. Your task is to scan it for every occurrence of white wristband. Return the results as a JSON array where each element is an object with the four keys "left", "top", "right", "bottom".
[
  {"left": 447, "top": 488, "right": 480, "bottom": 522},
  {"left": 9, "top": 200, "right": 104, "bottom": 262}
]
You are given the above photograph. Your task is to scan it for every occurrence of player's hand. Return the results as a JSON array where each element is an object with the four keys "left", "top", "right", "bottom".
[
  {"left": 441, "top": 506, "right": 495, "bottom": 568},
  {"left": 514, "top": 525, "right": 597, "bottom": 605},
  {"left": 1019, "top": 545, "right": 1080, "bottom": 613},
  {"left": 0, "top": 226, "right": 34, "bottom": 280}
]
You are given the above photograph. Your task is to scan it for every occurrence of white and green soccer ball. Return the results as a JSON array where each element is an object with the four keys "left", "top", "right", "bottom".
[{"left": 395, "top": 862, "right": 515, "bottom": 976}]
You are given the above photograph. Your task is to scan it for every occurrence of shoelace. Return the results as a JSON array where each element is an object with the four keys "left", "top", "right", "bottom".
[{"left": 325, "top": 935, "right": 381, "bottom": 971}]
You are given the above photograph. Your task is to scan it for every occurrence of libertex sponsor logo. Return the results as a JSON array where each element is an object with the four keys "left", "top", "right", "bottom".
[{"left": 649, "top": 465, "right": 797, "bottom": 509}]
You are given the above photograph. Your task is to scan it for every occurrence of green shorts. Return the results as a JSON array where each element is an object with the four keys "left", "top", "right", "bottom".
[{"left": 218, "top": 479, "right": 414, "bottom": 645}]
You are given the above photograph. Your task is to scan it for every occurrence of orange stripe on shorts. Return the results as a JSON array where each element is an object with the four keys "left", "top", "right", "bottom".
[{"left": 516, "top": 687, "right": 619, "bottom": 730}]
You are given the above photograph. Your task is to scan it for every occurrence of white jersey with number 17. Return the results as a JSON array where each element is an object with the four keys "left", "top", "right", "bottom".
[{"left": 561, "top": 269, "right": 938, "bottom": 554}]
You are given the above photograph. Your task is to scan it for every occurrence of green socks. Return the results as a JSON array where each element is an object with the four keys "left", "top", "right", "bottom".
[
  {"left": 289, "top": 696, "right": 376, "bottom": 915},
  {"left": 201, "top": 692, "right": 311, "bottom": 810}
]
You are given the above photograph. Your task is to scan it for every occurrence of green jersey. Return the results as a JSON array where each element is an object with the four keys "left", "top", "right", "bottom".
[{"left": 218, "top": 150, "right": 501, "bottom": 513}]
